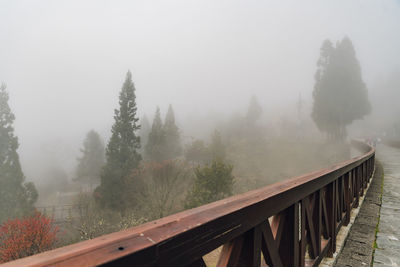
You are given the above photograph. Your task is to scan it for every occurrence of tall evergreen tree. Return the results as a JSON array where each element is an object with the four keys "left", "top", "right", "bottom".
[
  {"left": 0, "top": 84, "right": 37, "bottom": 223},
  {"left": 312, "top": 37, "right": 371, "bottom": 140},
  {"left": 145, "top": 107, "right": 166, "bottom": 161},
  {"left": 95, "top": 71, "right": 141, "bottom": 212},
  {"left": 75, "top": 130, "right": 105, "bottom": 190},
  {"left": 164, "top": 105, "right": 182, "bottom": 159}
]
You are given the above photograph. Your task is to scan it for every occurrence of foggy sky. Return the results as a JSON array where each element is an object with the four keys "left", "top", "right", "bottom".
[{"left": 1, "top": 0, "right": 399, "bottom": 180}]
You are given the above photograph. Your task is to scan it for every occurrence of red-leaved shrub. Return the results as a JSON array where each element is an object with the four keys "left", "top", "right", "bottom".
[{"left": 0, "top": 211, "right": 59, "bottom": 263}]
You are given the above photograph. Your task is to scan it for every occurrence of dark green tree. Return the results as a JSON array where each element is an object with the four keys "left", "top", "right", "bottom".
[
  {"left": 184, "top": 159, "right": 234, "bottom": 209},
  {"left": 95, "top": 71, "right": 141, "bottom": 212},
  {"left": 0, "top": 84, "right": 37, "bottom": 223},
  {"left": 164, "top": 105, "right": 182, "bottom": 159},
  {"left": 145, "top": 107, "right": 167, "bottom": 161},
  {"left": 75, "top": 130, "right": 105, "bottom": 190},
  {"left": 312, "top": 37, "right": 371, "bottom": 140}
]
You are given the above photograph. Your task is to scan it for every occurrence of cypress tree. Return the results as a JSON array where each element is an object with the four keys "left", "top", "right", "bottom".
[
  {"left": 95, "top": 71, "right": 141, "bottom": 212},
  {"left": 164, "top": 104, "right": 182, "bottom": 159},
  {"left": 0, "top": 84, "right": 37, "bottom": 223},
  {"left": 312, "top": 37, "right": 371, "bottom": 140}
]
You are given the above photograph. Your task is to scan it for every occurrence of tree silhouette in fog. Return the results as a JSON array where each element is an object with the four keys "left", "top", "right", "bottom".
[
  {"left": 75, "top": 130, "right": 105, "bottom": 190},
  {"left": 145, "top": 107, "right": 166, "bottom": 161},
  {"left": 139, "top": 115, "right": 151, "bottom": 152},
  {"left": 145, "top": 105, "right": 182, "bottom": 161},
  {"left": 95, "top": 71, "right": 141, "bottom": 212},
  {"left": 246, "top": 95, "right": 262, "bottom": 126},
  {"left": 0, "top": 84, "right": 37, "bottom": 223},
  {"left": 163, "top": 105, "right": 182, "bottom": 159},
  {"left": 312, "top": 37, "right": 371, "bottom": 140}
]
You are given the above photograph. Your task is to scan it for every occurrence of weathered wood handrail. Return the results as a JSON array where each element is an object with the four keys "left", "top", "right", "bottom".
[{"left": 3, "top": 140, "right": 375, "bottom": 267}]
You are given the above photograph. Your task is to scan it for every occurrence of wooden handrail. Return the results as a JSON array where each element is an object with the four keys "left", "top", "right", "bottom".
[{"left": 3, "top": 140, "right": 375, "bottom": 267}]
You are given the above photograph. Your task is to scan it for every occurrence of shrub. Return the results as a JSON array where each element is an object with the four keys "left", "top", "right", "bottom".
[
  {"left": 184, "top": 159, "right": 234, "bottom": 209},
  {"left": 0, "top": 212, "right": 59, "bottom": 263}
]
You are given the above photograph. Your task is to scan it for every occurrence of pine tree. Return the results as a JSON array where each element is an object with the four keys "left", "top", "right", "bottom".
[
  {"left": 312, "top": 37, "right": 371, "bottom": 140},
  {"left": 0, "top": 84, "right": 37, "bottom": 223},
  {"left": 95, "top": 71, "right": 141, "bottom": 212},
  {"left": 145, "top": 107, "right": 166, "bottom": 161},
  {"left": 75, "top": 130, "right": 105, "bottom": 190},
  {"left": 164, "top": 105, "right": 182, "bottom": 159}
]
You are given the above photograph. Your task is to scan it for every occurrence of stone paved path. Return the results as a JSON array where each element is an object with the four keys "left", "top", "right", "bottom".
[
  {"left": 335, "top": 159, "right": 383, "bottom": 267},
  {"left": 373, "top": 144, "right": 400, "bottom": 266}
]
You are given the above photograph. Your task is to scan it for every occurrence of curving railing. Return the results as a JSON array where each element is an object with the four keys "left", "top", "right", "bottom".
[{"left": 3, "top": 140, "right": 375, "bottom": 267}]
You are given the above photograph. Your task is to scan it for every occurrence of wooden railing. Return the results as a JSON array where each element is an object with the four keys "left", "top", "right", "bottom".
[{"left": 3, "top": 140, "right": 375, "bottom": 267}]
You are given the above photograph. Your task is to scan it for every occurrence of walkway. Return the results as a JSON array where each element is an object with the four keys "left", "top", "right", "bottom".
[
  {"left": 335, "top": 157, "right": 383, "bottom": 266},
  {"left": 373, "top": 144, "right": 400, "bottom": 266}
]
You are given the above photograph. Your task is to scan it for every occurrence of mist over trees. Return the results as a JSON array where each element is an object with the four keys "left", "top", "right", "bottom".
[
  {"left": 139, "top": 115, "right": 151, "bottom": 152},
  {"left": 145, "top": 107, "right": 166, "bottom": 161},
  {"left": 128, "top": 160, "right": 192, "bottom": 219},
  {"left": 163, "top": 105, "right": 182, "bottom": 159},
  {"left": 184, "top": 139, "right": 210, "bottom": 164},
  {"left": 312, "top": 37, "right": 371, "bottom": 140},
  {"left": 0, "top": 84, "right": 37, "bottom": 223},
  {"left": 2, "top": 0, "right": 400, "bottom": 263},
  {"left": 246, "top": 95, "right": 263, "bottom": 127},
  {"left": 95, "top": 71, "right": 141, "bottom": 213},
  {"left": 145, "top": 105, "right": 182, "bottom": 162},
  {"left": 74, "top": 130, "right": 105, "bottom": 190}
]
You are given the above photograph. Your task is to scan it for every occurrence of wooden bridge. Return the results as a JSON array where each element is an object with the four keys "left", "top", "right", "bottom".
[{"left": 3, "top": 140, "right": 376, "bottom": 267}]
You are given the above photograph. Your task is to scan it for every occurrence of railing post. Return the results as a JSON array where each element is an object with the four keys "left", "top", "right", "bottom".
[
  {"left": 314, "top": 190, "right": 322, "bottom": 256},
  {"left": 278, "top": 203, "right": 300, "bottom": 267},
  {"left": 344, "top": 172, "right": 351, "bottom": 226},
  {"left": 360, "top": 165, "right": 364, "bottom": 196},
  {"left": 238, "top": 226, "right": 262, "bottom": 267},
  {"left": 363, "top": 162, "right": 367, "bottom": 189},
  {"left": 339, "top": 176, "right": 344, "bottom": 222},
  {"left": 326, "top": 181, "right": 336, "bottom": 256},
  {"left": 354, "top": 168, "right": 360, "bottom": 207},
  {"left": 300, "top": 201, "right": 305, "bottom": 266}
]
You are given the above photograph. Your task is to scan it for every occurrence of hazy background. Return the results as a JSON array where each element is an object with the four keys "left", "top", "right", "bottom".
[{"left": 1, "top": 0, "right": 399, "bottom": 183}]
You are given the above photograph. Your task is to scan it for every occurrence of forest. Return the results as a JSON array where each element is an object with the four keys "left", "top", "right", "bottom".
[
  {"left": 1, "top": 0, "right": 399, "bottom": 263},
  {"left": 0, "top": 36, "right": 378, "bottom": 262}
]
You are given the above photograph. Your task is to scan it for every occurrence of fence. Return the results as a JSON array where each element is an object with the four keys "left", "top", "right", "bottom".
[
  {"left": 35, "top": 204, "right": 87, "bottom": 224},
  {"left": 4, "top": 140, "right": 375, "bottom": 267}
]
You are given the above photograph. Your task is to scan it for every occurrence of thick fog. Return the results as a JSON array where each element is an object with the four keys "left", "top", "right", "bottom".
[{"left": 1, "top": 0, "right": 400, "bottom": 183}]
